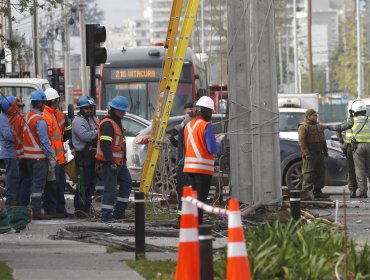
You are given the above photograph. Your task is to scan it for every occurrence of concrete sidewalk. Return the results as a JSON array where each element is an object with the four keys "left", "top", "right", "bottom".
[{"left": 0, "top": 219, "right": 147, "bottom": 280}]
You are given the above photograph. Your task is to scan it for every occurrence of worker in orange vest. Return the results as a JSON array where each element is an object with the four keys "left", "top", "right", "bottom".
[
  {"left": 42, "top": 88, "right": 70, "bottom": 218},
  {"left": 23, "top": 90, "right": 55, "bottom": 220},
  {"left": 1, "top": 95, "right": 32, "bottom": 206},
  {"left": 183, "top": 96, "right": 223, "bottom": 224},
  {"left": 95, "top": 96, "right": 132, "bottom": 222}
]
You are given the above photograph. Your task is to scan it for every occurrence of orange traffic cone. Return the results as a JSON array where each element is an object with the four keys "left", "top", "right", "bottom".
[
  {"left": 175, "top": 186, "right": 200, "bottom": 280},
  {"left": 226, "top": 198, "right": 252, "bottom": 280}
]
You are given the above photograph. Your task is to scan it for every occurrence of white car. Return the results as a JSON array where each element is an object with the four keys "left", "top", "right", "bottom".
[{"left": 64, "top": 110, "right": 151, "bottom": 187}]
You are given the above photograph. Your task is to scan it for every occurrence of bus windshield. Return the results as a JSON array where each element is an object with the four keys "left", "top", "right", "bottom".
[{"left": 102, "top": 82, "right": 193, "bottom": 120}]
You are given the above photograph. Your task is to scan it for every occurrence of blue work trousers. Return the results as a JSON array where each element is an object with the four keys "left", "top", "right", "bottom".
[
  {"left": 27, "top": 159, "right": 48, "bottom": 214},
  {"left": 101, "top": 163, "right": 132, "bottom": 222},
  {"left": 17, "top": 159, "right": 32, "bottom": 206},
  {"left": 43, "top": 165, "right": 67, "bottom": 214},
  {"left": 4, "top": 158, "right": 19, "bottom": 203}
]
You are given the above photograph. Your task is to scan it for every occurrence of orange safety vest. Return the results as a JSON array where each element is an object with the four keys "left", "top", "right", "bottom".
[
  {"left": 23, "top": 111, "right": 47, "bottom": 159},
  {"left": 9, "top": 114, "right": 25, "bottom": 159},
  {"left": 96, "top": 118, "right": 125, "bottom": 165},
  {"left": 43, "top": 106, "right": 66, "bottom": 164},
  {"left": 6, "top": 98, "right": 25, "bottom": 159},
  {"left": 183, "top": 116, "right": 215, "bottom": 175},
  {"left": 55, "top": 110, "right": 66, "bottom": 131}
]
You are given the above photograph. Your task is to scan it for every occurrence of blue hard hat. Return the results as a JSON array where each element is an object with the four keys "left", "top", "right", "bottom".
[
  {"left": 30, "top": 90, "right": 46, "bottom": 101},
  {"left": 109, "top": 96, "right": 129, "bottom": 112},
  {"left": 77, "top": 95, "right": 96, "bottom": 108},
  {"left": 1, "top": 96, "right": 16, "bottom": 112}
]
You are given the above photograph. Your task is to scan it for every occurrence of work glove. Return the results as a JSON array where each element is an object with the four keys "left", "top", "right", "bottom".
[
  {"left": 109, "top": 163, "right": 118, "bottom": 175},
  {"left": 47, "top": 158, "right": 57, "bottom": 181},
  {"left": 48, "top": 156, "right": 57, "bottom": 169}
]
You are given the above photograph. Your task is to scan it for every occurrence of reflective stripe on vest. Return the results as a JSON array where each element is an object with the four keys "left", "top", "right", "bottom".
[
  {"left": 23, "top": 112, "right": 46, "bottom": 159},
  {"left": 183, "top": 117, "right": 215, "bottom": 175},
  {"left": 96, "top": 118, "right": 124, "bottom": 165},
  {"left": 345, "top": 116, "right": 370, "bottom": 143},
  {"left": 43, "top": 108, "right": 66, "bottom": 164},
  {"left": 9, "top": 114, "right": 25, "bottom": 159}
]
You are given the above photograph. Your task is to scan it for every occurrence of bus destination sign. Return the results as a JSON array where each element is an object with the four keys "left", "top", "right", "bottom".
[{"left": 111, "top": 68, "right": 161, "bottom": 80}]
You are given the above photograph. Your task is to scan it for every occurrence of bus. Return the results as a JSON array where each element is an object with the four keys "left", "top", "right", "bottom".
[{"left": 98, "top": 46, "right": 208, "bottom": 120}]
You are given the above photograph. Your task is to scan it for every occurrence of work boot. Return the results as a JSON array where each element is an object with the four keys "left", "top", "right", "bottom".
[
  {"left": 358, "top": 193, "right": 368, "bottom": 199},
  {"left": 313, "top": 190, "right": 330, "bottom": 199},
  {"left": 350, "top": 191, "right": 357, "bottom": 198},
  {"left": 32, "top": 213, "right": 53, "bottom": 220},
  {"left": 300, "top": 190, "right": 314, "bottom": 201},
  {"left": 113, "top": 212, "right": 126, "bottom": 221},
  {"left": 5, "top": 200, "right": 17, "bottom": 207},
  {"left": 54, "top": 212, "right": 74, "bottom": 219}
]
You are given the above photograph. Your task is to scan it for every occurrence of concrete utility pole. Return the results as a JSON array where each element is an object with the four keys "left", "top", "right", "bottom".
[
  {"left": 32, "top": 0, "right": 40, "bottom": 77},
  {"left": 227, "top": 0, "right": 281, "bottom": 204},
  {"left": 61, "top": 0, "right": 72, "bottom": 108},
  {"left": 307, "top": 0, "right": 313, "bottom": 92},
  {"left": 7, "top": 0, "right": 15, "bottom": 72},
  {"left": 356, "top": 0, "right": 363, "bottom": 98},
  {"left": 79, "top": 0, "right": 88, "bottom": 95},
  {"left": 293, "top": 0, "right": 299, "bottom": 93}
]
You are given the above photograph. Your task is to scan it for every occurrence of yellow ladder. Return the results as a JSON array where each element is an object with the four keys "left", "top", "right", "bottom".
[{"left": 139, "top": 0, "right": 201, "bottom": 195}]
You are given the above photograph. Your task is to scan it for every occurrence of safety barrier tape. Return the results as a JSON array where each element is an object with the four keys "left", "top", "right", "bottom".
[{"left": 182, "top": 196, "right": 229, "bottom": 215}]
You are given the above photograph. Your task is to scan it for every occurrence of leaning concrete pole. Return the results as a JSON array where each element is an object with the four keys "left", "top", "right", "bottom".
[{"left": 227, "top": 0, "right": 281, "bottom": 204}]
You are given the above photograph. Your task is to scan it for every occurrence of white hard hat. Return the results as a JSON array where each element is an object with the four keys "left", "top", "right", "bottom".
[
  {"left": 196, "top": 96, "right": 214, "bottom": 110},
  {"left": 351, "top": 99, "right": 367, "bottom": 113},
  {"left": 44, "top": 88, "right": 60, "bottom": 101}
]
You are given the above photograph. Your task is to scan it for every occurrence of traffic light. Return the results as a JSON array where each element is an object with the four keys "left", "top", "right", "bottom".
[
  {"left": 47, "top": 68, "right": 65, "bottom": 100},
  {"left": 86, "top": 24, "right": 107, "bottom": 66}
]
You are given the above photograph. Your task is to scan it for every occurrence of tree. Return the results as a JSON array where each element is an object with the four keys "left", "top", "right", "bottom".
[
  {"left": 0, "top": 1, "right": 62, "bottom": 52},
  {"left": 333, "top": 17, "right": 370, "bottom": 98},
  {"left": 84, "top": 0, "right": 104, "bottom": 24}
]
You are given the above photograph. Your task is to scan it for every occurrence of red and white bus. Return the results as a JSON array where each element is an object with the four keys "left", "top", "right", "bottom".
[{"left": 97, "top": 46, "right": 208, "bottom": 120}]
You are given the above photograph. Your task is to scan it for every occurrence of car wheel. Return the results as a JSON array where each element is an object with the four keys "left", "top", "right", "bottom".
[{"left": 285, "top": 161, "right": 303, "bottom": 189}]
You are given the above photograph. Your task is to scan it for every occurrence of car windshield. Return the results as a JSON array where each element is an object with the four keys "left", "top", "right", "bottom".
[
  {"left": 279, "top": 112, "right": 305, "bottom": 132},
  {"left": 102, "top": 82, "right": 193, "bottom": 120}
]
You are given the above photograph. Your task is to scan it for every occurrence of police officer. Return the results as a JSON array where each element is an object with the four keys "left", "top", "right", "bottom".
[
  {"left": 23, "top": 90, "right": 55, "bottom": 220},
  {"left": 345, "top": 100, "right": 370, "bottom": 198},
  {"left": 0, "top": 96, "right": 19, "bottom": 206},
  {"left": 183, "top": 96, "right": 221, "bottom": 224},
  {"left": 95, "top": 96, "right": 132, "bottom": 222},
  {"left": 42, "top": 88, "right": 69, "bottom": 218},
  {"left": 326, "top": 108, "right": 356, "bottom": 197},
  {"left": 298, "top": 109, "right": 330, "bottom": 200},
  {"left": 72, "top": 95, "right": 98, "bottom": 217}
]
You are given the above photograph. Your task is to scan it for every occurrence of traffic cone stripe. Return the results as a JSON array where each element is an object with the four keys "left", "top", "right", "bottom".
[
  {"left": 180, "top": 214, "right": 197, "bottom": 228},
  {"left": 227, "top": 242, "right": 248, "bottom": 257},
  {"left": 227, "top": 198, "right": 252, "bottom": 280},
  {"left": 179, "top": 228, "right": 198, "bottom": 242},
  {"left": 228, "top": 228, "right": 245, "bottom": 242},
  {"left": 228, "top": 212, "right": 242, "bottom": 228}
]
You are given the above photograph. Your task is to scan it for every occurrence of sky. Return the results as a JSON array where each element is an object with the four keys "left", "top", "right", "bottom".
[{"left": 96, "top": 0, "right": 146, "bottom": 28}]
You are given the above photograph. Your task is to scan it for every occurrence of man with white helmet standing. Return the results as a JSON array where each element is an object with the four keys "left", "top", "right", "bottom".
[
  {"left": 183, "top": 96, "right": 222, "bottom": 224},
  {"left": 42, "top": 88, "right": 69, "bottom": 218},
  {"left": 345, "top": 99, "right": 370, "bottom": 198},
  {"left": 95, "top": 96, "right": 132, "bottom": 222}
]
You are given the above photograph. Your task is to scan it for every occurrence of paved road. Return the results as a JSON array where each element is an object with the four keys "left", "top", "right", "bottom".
[{"left": 0, "top": 186, "right": 369, "bottom": 280}]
